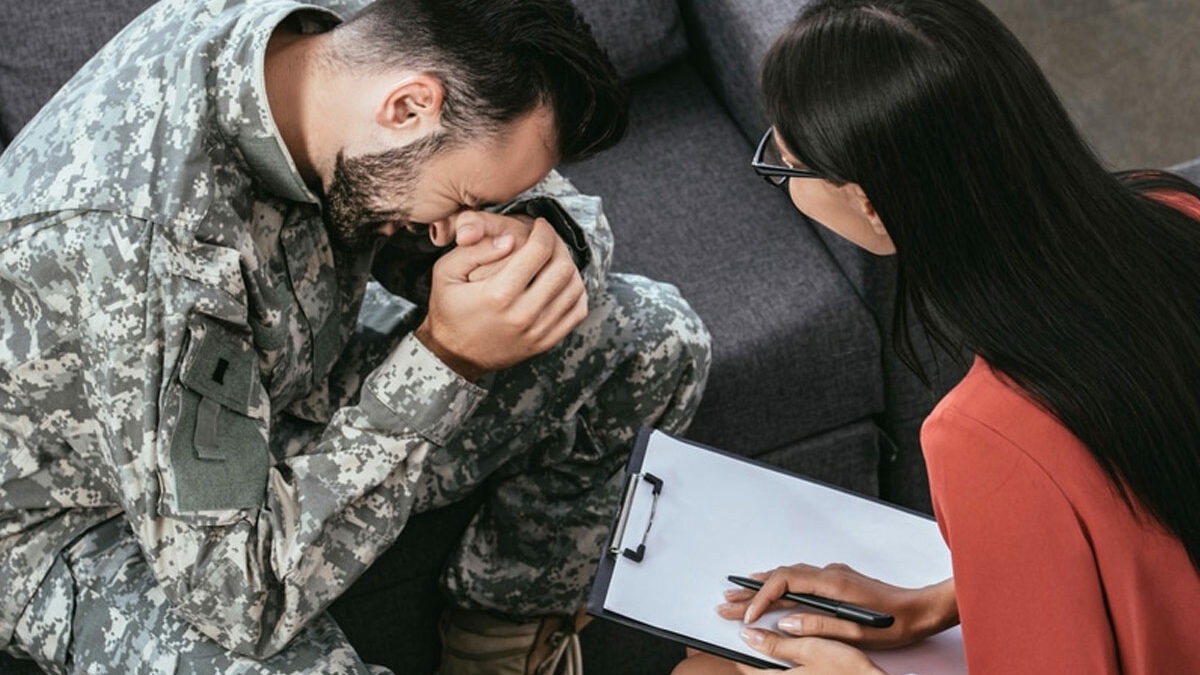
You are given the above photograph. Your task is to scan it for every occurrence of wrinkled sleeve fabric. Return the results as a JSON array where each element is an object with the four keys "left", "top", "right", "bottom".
[
  {"left": 10, "top": 211, "right": 487, "bottom": 657},
  {"left": 505, "top": 169, "right": 614, "bottom": 300},
  {"left": 921, "top": 405, "right": 1120, "bottom": 674}
]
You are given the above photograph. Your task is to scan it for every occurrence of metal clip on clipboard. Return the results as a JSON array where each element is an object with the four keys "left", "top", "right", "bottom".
[{"left": 607, "top": 472, "right": 663, "bottom": 562}]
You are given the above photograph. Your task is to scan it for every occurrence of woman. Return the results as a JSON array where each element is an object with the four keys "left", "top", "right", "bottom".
[{"left": 674, "top": 0, "right": 1200, "bottom": 673}]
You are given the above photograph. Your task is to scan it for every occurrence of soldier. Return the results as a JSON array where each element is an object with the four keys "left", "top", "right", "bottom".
[{"left": 0, "top": 0, "right": 711, "bottom": 673}]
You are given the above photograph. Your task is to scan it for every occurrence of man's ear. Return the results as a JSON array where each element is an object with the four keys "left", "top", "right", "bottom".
[{"left": 376, "top": 74, "right": 444, "bottom": 137}]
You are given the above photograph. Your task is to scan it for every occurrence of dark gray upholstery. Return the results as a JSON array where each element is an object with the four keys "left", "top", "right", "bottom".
[
  {"left": 677, "top": 0, "right": 799, "bottom": 142},
  {"left": 562, "top": 62, "right": 884, "bottom": 456},
  {"left": 572, "top": 0, "right": 688, "bottom": 80}
]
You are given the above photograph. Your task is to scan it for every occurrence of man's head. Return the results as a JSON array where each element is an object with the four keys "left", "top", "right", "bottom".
[{"left": 314, "top": 0, "right": 628, "bottom": 250}]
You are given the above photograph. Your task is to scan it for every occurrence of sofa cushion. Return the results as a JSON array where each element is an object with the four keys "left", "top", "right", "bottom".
[
  {"left": 572, "top": 0, "right": 689, "bottom": 81},
  {"left": 562, "top": 61, "right": 884, "bottom": 456}
]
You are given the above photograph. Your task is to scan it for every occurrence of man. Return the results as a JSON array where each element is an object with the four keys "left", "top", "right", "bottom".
[{"left": 0, "top": 0, "right": 711, "bottom": 673}]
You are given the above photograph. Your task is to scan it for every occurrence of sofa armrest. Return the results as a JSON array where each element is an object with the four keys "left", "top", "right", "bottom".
[{"left": 676, "top": 0, "right": 808, "bottom": 143}]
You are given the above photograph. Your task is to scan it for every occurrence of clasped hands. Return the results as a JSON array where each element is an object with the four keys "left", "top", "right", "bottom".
[
  {"left": 414, "top": 210, "right": 588, "bottom": 382},
  {"left": 714, "top": 564, "right": 957, "bottom": 675}
]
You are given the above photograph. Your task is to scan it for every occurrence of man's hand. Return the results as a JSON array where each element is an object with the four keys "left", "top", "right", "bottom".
[
  {"left": 416, "top": 217, "right": 588, "bottom": 381},
  {"left": 449, "top": 211, "right": 536, "bottom": 282}
]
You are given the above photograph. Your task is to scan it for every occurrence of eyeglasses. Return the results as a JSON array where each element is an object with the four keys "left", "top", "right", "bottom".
[{"left": 751, "top": 128, "right": 822, "bottom": 188}]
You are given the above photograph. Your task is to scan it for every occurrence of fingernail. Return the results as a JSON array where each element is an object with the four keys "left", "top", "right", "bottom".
[
  {"left": 778, "top": 617, "right": 802, "bottom": 634},
  {"left": 740, "top": 628, "right": 764, "bottom": 647},
  {"left": 743, "top": 607, "right": 753, "bottom": 624},
  {"left": 458, "top": 224, "right": 475, "bottom": 238},
  {"left": 494, "top": 234, "right": 513, "bottom": 249},
  {"left": 717, "top": 603, "right": 739, "bottom": 614}
]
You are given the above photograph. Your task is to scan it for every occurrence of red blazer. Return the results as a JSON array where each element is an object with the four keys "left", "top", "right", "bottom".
[{"left": 921, "top": 191, "right": 1200, "bottom": 674}]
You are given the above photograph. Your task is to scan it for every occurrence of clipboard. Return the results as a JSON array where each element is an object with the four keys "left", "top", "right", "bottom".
[{"left": 587, "top": 428, "right": 966, "bottom": 673}]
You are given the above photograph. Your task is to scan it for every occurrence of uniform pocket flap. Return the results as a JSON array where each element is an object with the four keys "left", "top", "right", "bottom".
[{"left": 179, "top": 316, "right": 260, "bottom": 415}]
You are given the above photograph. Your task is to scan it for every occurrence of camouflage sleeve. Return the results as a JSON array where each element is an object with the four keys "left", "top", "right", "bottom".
[
  {"left": 502, "top": 169, "right": 614, "bottom": 300},
  {"left": 4, "top": 211, "right": 487, "bottom": 657},
  {"left": 369, "top": 227, "right": 444, "bottom": 308},
  {"left": 155, "top": 329, "right": 486, "bottom": 657}
]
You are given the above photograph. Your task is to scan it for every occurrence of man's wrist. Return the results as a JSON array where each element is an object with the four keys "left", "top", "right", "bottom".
[{"left": 414, "top": 322, "right": 486, "bottom": 383}]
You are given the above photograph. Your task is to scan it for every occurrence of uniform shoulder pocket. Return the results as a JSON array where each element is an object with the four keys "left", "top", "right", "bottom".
[{"left": 162, "top": 315, "right": 270, "bottom": 516}]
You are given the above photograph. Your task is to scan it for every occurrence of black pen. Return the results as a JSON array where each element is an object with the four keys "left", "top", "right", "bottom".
[{"left": 727, "top": 575, "right": 895, "bottom": 629}]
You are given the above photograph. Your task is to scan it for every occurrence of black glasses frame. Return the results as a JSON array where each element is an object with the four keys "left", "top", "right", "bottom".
[{"left": 751, "top": 128, "right": 822, "bottom": 187}]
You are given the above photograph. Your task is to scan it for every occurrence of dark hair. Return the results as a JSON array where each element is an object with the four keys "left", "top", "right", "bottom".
[
  {"left": 335, "top": 0, "right": 628, "bottom": 162},
  {"left": 763, "top": 0, "right": 1200, "bottom": 570}
]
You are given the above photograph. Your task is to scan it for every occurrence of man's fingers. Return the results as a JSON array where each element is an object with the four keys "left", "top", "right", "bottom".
[
  {"left": 528, "top": 283, "right": 588, "bottom": 350},
  {"left": 453, "top": 210, "right": 534, "bottom": 247},
  {"left": 488, "top": 218, "right": 558, "bottom": 293},
  {"left": 497, "top": 260, "right": 580, "bottom": 346},
  {"left": 511, "top": 239, "right": 578, "bottom": 315},
  {"left": 437, "top": 234, "right": 515, "bottom": 280}
]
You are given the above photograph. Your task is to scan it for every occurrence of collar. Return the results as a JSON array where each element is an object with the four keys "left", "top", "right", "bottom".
[{"left": 213, "top": 1, "right": 343, "bottom": 205}]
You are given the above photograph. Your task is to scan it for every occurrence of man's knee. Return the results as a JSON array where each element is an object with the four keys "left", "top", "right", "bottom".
[
  {"left": 596, "top": 273, "right": 712, "bottom": 389},
  {"left": 577, "top": 274, "right": 711, "bottom": 439}
]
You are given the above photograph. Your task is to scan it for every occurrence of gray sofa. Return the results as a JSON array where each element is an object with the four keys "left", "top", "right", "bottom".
[{"left": 17, "top": 0, "right": 1194, "bottom": 674}]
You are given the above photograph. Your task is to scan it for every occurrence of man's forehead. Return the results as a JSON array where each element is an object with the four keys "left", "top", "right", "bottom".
[{"left": 459, "top": 130, "right": 556, "bottom": 196}]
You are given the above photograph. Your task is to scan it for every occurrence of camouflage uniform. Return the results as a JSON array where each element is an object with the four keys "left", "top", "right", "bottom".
[{"left": 0, "top": 0, "right": 712, "bottom": 673}]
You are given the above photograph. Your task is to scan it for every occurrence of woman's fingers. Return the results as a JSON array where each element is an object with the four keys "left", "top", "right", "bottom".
[
  {"left": 777, "top": 612, "right": 867, "bottom": 642},
  {"left": 743, "top": 566, "right": 817, "bottom": 623},
  {"left": 741, "top": 630, "right": 883, "bottom": 675},
  {"left": 724, "top": 563, "right": 955, "bottom": 650}
]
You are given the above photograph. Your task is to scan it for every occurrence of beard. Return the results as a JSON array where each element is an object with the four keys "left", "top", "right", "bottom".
[{"left": 321, "top": 133, "right": 447, "bottom": 251}]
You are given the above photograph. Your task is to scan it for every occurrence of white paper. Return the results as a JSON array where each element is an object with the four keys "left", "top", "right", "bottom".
[{"left": 603, "top": 431, "right": 965, "bottom": 674}]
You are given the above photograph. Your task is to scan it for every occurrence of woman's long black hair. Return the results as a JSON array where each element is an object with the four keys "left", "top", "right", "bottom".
[{"left": 762, "top": 0, "right": 1200, "bottom": 570}]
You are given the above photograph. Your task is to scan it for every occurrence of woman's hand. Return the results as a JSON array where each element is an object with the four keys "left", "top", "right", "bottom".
[
  {"left": 736, "top": 630, "right": 886, "bottom": 675},
  {"left": 722, "top": 564, "right": 957, "bottom": 650},
  {"left": 669, "top": 639, "right": 884, "bottom": 675}
]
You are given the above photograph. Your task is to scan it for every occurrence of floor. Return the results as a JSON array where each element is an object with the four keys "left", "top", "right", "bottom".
[{"left": 984, "top": 0, "right": 1200, "bottom": 170}]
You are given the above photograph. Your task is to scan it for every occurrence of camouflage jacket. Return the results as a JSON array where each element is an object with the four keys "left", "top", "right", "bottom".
[{"left": 0, "top": 0, "right": 614, "bottom": 658}]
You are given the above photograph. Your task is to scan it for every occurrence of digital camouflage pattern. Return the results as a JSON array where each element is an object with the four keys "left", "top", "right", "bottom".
[{"left": 0, "top": 0, "right": 712, "bottom": 672}]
